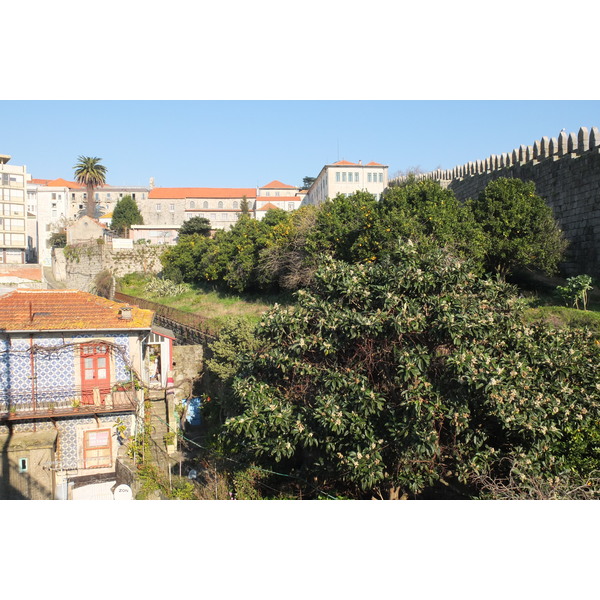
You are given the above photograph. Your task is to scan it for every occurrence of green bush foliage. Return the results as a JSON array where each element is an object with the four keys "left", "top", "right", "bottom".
[
  {"left": 219, "top": 241, "right": 600, "bottom": 499},
  {"left": 468, "top": 178, "right": 568, "bottom": 275},
  {"left": 556, "top": 275, "right": 593, "bottom": 310},
  {"left": 111, "top": 194, "right": 144, "bottom": 235},
  {"left": 179, "top": 216, "right": 212, "bottom": 237}
]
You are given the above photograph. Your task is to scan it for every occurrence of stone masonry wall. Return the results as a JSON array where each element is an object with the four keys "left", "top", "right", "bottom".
[
  {"left": 390, "top": 126, "right": 600, "bottom": 277},
  {"left": 53, "top": 241, "right": 165, "bottom": 292}
]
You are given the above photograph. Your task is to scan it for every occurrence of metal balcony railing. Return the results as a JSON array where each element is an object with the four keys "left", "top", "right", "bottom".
[{"left": 0, "top": 384, "right": 139, "bottom": 421}]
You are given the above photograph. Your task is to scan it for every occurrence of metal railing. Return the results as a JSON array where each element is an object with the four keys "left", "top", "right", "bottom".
[{"left": 0, "top": 385, "right": 138, "bottom": 420}]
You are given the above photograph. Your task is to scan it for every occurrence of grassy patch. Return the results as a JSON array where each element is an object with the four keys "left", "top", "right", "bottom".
[
  {"left": 521, "top": 289, "right": 600, "bottom": 333},
  {"left": 117, "top": 273, "right": 291, "bottom": 332}
]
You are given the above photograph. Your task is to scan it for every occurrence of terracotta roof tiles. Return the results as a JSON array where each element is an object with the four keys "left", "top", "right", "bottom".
[
  {"left": 149, "top": 188, "right": 256, "bottom": 200},
  {"left": 0, "top": 290, "right": 153, "bottom": 331},
  {"left": 260, "top": 180, "right": 296, "bottom": 189}
]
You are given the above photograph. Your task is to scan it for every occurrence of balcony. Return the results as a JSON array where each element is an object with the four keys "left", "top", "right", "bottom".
[{"left": 0, "top": 385, "right": 139, "bottom": 422}]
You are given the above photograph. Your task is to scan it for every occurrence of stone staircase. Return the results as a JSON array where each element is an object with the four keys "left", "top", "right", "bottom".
[{"left": 146, "top": 394, "right": 176, "bottom": 471}]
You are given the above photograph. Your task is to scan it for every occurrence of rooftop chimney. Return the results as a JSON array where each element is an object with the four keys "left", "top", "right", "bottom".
[{"left": 119, "top": 305, "right": 133, "bottom": 320}]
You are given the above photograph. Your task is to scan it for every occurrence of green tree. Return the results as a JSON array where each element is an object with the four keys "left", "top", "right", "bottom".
[
  {"left": 240, "top": 196, "right": 250, "bottom": 216},
  {"left": 378, "top": 180, "right": 487, "bottom": 269},
  {"left": 179, "top": 216, "right": 212, "bottom": 237},
  {"left": 73, "top": 156, "right": 108, "bottom": 218},
  {"left": 111, "top": 195, "right": 143, "bottom": 235},
  {"left": 302, "top": 176, "right": 316, "bottom": 189},
  {"left": 220, "top": 242, "right": 600, "bottom": 499},
  {"left": 468, "top": 178, "right": 568, "bottom": 276}
]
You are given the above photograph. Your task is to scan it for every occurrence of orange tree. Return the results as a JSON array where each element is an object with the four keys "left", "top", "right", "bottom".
[{"left": 221, "top": 241, "right": 600, "bottom": 499}]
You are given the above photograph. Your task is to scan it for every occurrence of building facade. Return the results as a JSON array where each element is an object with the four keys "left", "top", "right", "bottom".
[
  {"left": 0, "top": 289, "right": 155, "bottom": 500},
  {"left": 302, "top": 160, "right": 389, "bottom": 206},
  {"left": 0, "top": 155, "right": 29, "bottom": 265},
  {"left": 27, "top": 178, "right": 151, "bottom": 266}
]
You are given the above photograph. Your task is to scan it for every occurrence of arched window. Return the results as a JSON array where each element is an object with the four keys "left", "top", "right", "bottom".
[
  {"left": 232, "top": 201, "right": 238, "bottom": 209},
  {"left": 189, "top": 200, "right": 195, "bottom": 209},
  {"left": 218, "top": 201, "right": 224, "bottom": 209},
  {"left": 203, "top": 201, "right": 209, "bottom": 209}
]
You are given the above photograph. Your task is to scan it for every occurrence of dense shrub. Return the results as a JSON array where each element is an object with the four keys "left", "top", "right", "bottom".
[{"left": 218, "top": 241, "right": 600, "bottom": 499}]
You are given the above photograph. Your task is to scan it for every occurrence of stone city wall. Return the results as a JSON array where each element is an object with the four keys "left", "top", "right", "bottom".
[{"left": 390, "top": 126, "right": 600, "bottom": 277}]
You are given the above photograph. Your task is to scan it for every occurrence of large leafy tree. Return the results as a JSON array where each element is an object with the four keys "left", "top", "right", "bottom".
[
  {"left": 73, "top": 156, "right": 108, "bottom": 218},
  {"left": 221, "top": 242, "right": 600, "bottom": 499},
  {"left": 468, "top": 177, "right": 568, "bottom": 275},
  {"left": 111, "top": 195, "right": 143, "bottom": 235},
  {"left": 179, "top": 216, "right": 212, "bottom": 237}
]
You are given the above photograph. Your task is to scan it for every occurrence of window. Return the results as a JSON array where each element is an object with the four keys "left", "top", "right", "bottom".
[
  {"left": 210, "top": 213, "right": 216, "bottom": 222},
  {"left": 83, "top": 429, "right": 112, "bottom": 469},
  {"left": 95, "top": 193, "right": 99, "bottom": 200},
  {"left": 189, "top": 200, "right": 195, "bottom": 209},
  {"left": 368, "top": 173, "right": 372, "bottom": 183},
  {"left": 355, "top": 172, "right": 359, "bottom": 181},
  {"left": 275, "top": 192, "right": 280, "bottom": 197},
  {"left": 336, "top": 172, "right": 340, "bottom": 182},
  {"left": 342, "top": 172, "right": 347, "bottom": 182},
  {"left": 265, "top": 192, "right": 270, "bottom": 196},
  {"left": 379, "top": 173, "right": 383, "bottom": 183},
  {"left": 51, "top": 193, "right": 56, "bottom": 200},
  {"left": 132, "top": 194, "right": 136, "bottom": 200},
  {"left": 156, "top": 203, "right": 162, "bottom": 212},
  {"left": 348, "top": 172, "right": 353, "bottom": 183},
  {"left": 169, "top": 204, "right": 175, "bottom": 212},
  {"left": 232, "top": 201, "right": 238, "bottom": 209},
  {"left": 288, "top": 202, "right": 294, "bottom": 211},
  {"left": 72, "top": 193, "right": 76, "bottom": 200},
  {"left": 18, "top": 458, "right": 28, "bottom": 473},
  {"left": 203, "top": 201, "right": 209, "bottom": 209},
  {"left": 218, "top": 201, "right": 223, "bottom": 209},
  {"left": 107, "top": 193, "right": 111, "bottom": 199}
]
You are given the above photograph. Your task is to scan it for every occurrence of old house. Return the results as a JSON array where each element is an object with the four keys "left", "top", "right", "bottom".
[{"left": 0, "top": 289, "right": 155, "bottom": 500}]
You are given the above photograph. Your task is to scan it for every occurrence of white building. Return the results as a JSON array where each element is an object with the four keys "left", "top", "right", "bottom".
[
  {"left": 27, "top": 177, "right": 150, "bottom": 266},
  {"left": 302, "top": 160, "right": 389, "bottom": 206},
  {"left": 0, "top": 155, "right": 29, "bottom": 264},
  {"left": 254, "top": 180, "right": 304, "bottom": 221}
]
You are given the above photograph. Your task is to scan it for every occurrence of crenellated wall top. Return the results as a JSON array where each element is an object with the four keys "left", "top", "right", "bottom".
[{"left": 391, "top": 126, "right": 600, "bottom": 184}]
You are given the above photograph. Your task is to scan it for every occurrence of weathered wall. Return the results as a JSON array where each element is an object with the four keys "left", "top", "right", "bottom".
[
  {"left": 390, "top": 126, "right": 600, "bottom": 277},
  {"left": 171, "top": 344, "right": 204, "bottom": 402},
  {"left": 54, "top": 241, "right": 165, "bottom": 292}
]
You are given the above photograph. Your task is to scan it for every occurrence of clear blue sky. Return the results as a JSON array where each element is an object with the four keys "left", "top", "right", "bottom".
[{"left": 2, "top": 100, "right": 599, "bottom": 189}]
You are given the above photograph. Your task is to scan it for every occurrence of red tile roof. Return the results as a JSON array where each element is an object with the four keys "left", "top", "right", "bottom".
[
  {"left": 255, "top": 196, "right": 300, "bottom": 202},
  {"left": 150, "top": 188, "right": 256, "bottom": 199},
  {"left": 260, "top": 180, "right": 296, "bottom": 189},
  {"left": 366, "top": 161, "right": 384, "bottom": 166},
  {"left": 332, "top": 160, "right": 357, "bottom": 166},
  {"left": 256, "top": 202, "right": 283, "bottom": 211},
  {"left": 0, "top": 290, "right": 154, "bottom": 331},
  {"left": 45, "top": 178, "right": 84, "bottom": 189},
  {"left": 30, "top": 178, "right": 112, "bottom": 189}
]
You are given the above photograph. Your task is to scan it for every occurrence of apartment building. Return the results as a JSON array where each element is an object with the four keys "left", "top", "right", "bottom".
[
  {"left": 0, "top": 155, "right": 29, "bottom": 264},
  {"left": 27, "top": 178, "right": 150, "bottom": 266},
  {"left": 303, "top": 160, "right": 389, "bottom": 206}
]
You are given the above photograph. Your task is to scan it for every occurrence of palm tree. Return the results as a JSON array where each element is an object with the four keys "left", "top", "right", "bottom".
[{"left": 73, "top": 156, "right": 107, "bottom": 218}]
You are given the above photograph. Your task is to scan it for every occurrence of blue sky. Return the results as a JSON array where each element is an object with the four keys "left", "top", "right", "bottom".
[{"left": 2, "top": 100, "right": 599, "bottom": 189}]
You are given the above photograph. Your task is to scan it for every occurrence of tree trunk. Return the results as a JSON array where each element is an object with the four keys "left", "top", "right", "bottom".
[
  {"left": 388, "top": 486, "right": 408, "bottom": 500},
  {"left": 86, "top": 184, "right": 95, "bottom": 218}
]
